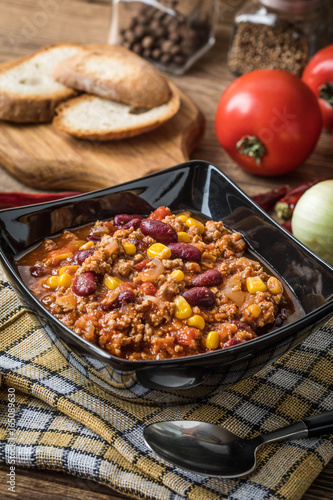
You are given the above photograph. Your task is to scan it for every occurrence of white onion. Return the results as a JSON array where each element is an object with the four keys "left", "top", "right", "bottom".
[
  {"left": 221, "top": 274, "right": 245, "bottom": 307},
  {"left": 138, "top": 258, "right": 164, "bottom": 282},
  {"left": 106, "top": 239, "right": 119, "bottom": 256},
  {"left": 144, "top": 295, "right": 166, "bottom": 309},
  {"left": 291, "top": 180, "right": 333, "bottom": 266}
]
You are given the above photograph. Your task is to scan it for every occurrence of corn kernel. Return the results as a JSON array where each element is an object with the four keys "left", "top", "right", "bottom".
[
  {"left": 58, "top": 273, "right": 72, "bottom": 288},
  {"left": 177, "top": 214, "right": 188, "bottom": 223},
  {"left": 246, "top": 276, "right": 267, "bottom": 293},
  {"left": 202, "top": 251, "right": 216, "bottom": 262},
  {"left": 177, "top": 231, "right": 191, "bottom": 243},
  {"left": 187, "top": 314, "right": 205, "bottom": 330},
  {"left": 59, "top": 265, "right": 78, "bottom": 275},
  {"left": 123, "top": 242, "right": 137, "bottom": 255},
  {"left": 147, "top": 243, "right": 171, "bottom": 259},
  {"left": 103, "top": 275, "right": 122, "bottom": 290},
  {"left": 73, "top": 240, "right": 86, "bottom": 250},
  {"left": 206, "top": 331, "right": 220, "bottom": 350},
  {"left": 267, "top": 277, "right": 283, "bottom": 294},
  {"left": 170, "top": 270, "right": 185, "bottom": 282},
  {"left": 57, "top": 252, "right": 73, "bottom": 260},
  {"left": 79, "top": 241, "right": 94, "bottom": 250},
  {"left": 46, "top": 276, "right": 59, "bottom": 290},
  {"left": 245, "top": 303, "right": 262, "bottom": 319},
  {"left": 186, "top": 217, "right": 205, "bottom": 234},
  {"left": 174, "top": 296, "right": 192, "bottom": 319}
]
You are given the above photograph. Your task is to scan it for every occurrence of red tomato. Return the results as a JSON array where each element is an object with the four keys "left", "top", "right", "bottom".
[
  {"left": 215, "top": 69, "right": 322, "bottom": 176},
  {"left": 302, "top": 45, "right": 333, "bottom": 132}
]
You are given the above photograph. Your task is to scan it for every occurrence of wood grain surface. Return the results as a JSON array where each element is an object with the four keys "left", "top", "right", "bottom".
[
  {"left": 0, "top": 76, "right": 204, "bottom": 191},
  {"left": 0, "top": 1, "right": 332, "bottom": 499}
]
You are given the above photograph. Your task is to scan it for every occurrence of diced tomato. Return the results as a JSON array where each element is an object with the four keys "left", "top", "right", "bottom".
[
  {"left": 173, "top": 327, "right": 198, "bottom": 346},
  {"left": 134, "top": 259, "right": 150, "bottom": 271},
  {"left": 139, "top": 282, "right": 157, "bottom": 296},
  {"left": 148, "top": 206, "right": 172, "bottom": 220},
  {"left": 118, "top": 281, "right": 136, "bottom": 292}
]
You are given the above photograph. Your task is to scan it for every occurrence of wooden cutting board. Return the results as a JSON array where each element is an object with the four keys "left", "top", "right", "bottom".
[{"left": 0, "top": 87, "right": 204, "bottom": 192}]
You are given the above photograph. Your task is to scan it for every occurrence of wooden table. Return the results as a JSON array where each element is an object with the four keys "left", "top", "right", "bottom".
[{"left": 0, "top": 1, "right": 332, "bottom": 498}]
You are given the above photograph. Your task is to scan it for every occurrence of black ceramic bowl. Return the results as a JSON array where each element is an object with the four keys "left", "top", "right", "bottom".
[{"left": 0, "top": 161, "right": 332, "bottom": 404}]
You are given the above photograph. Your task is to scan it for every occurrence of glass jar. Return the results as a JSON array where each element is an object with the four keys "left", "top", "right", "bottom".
[
  {"left": 108, "top": 0, "right": 218, "bottom": 75},
  {"left": 228, "top": 0, "right": 332, "bottom": 77}
]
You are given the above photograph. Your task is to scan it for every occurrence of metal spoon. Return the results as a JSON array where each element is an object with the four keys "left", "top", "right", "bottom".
[{"left": 144, "top": 411, "right": 333, "bottom": 478}]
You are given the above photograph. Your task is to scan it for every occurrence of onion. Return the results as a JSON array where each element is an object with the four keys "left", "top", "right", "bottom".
[
  {"left": 221, "top": 274, "right": 245, "bottom": 307},
  {"left": 144, "top": 295, "right": 166, "bottom": 309},
  {"left": 138, "top": 258, "right": 164, "bottom": 282},
  {"left": 291, "top": 180, "right": 333, "bottom": 266},
  {"left": 106, "top": 239, "right": 119, "bottom": 256}
]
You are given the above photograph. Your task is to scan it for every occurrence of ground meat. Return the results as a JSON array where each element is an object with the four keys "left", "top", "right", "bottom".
[
  {"left": 204, "top": 220, "right": 227, "bottom": 241},
  {"left": 112, "top": 259, "right": 133, "bottom": 277},
  {"left": 19, "top": 206, "right": 292, "bottom": 361}
]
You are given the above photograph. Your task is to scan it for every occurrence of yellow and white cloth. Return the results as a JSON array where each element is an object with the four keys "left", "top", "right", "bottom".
[{"left": 0, "top": 274, "right": 332, "bottom": 500}]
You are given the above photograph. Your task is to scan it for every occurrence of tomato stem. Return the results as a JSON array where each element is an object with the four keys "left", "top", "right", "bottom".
[
  {"left": 236, "top": 136, "right": 266, "bottom": 166},
  {"left": 319, "top": 83, "right": 333, "bottom": 107}
]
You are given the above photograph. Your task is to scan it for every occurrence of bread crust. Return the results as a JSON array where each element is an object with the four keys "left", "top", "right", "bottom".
[
  {"left": 0, "top": 44, "right": 83, "bottom": 123},
  {"left": 53, "top": 81, "right": 180, "bottom": 141},
  {"left": 53, "top": 46, "right": 172, "bottom": 109}
]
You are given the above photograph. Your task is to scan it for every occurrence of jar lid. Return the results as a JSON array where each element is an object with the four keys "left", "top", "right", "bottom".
[{"left": 260, "top": 0, "right": 324, "bottom": 14}]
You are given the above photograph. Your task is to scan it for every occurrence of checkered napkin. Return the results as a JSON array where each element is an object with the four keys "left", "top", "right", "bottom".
[{"left": 1, "top": 273, "right": 333, "bottom": 500}]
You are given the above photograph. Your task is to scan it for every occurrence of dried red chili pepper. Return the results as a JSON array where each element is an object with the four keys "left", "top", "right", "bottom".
[
  {"left": 251, "top": 185, "right": 289, "bottom": 211},
  {"left": 274, "top": 178, "right": 330, "bottom": 220},
  {"left": 0, "top": 191, "right": 82, "bottom": 209}
]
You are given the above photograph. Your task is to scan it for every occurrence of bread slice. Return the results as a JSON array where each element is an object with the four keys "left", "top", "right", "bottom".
[
  {"left": 53, "top": 83, "right": 180, "bottom": 141},
  {"left": 53, "top": 46, "right": 172, "bottom": 109},
  {"left": 0, "top": 44, "right": 85, "bottom": 123}
]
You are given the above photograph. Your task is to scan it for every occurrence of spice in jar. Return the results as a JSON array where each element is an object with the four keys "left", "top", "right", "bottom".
[
  {"left": 228, "top": 20, "right": 309, "bottom": 77},
  {"left": 109, "top": 0, "right": 217, "bottom": 74},
  {"left": 228, "top": 0, "right": 331, "bottom": 77}
]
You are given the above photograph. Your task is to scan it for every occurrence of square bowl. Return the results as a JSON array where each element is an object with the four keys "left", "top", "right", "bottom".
[{"left": 0, "top": 160, "right": 332, "bottom": 404}]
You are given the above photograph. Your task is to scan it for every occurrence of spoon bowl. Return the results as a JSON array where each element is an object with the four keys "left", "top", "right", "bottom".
[{"left": 144, "top": 411, "right": 333, "bottom": 477}]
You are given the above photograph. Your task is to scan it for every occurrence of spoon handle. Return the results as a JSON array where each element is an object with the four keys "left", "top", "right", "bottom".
[{"left": 303, "top": 410, "right": 333, "bottom": 437}]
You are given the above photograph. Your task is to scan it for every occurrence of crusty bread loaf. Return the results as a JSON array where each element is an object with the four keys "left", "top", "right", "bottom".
[
  {"left": 53, "top": 82, "right": 180, "bottom": 141},
  {"left": 53, "top": 46, "right": 172, "bottom": 109},
  {"left": 0, "top": 44, "right": 85, "bottom": 123}
]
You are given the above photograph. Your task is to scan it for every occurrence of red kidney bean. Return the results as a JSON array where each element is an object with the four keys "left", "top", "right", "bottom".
[
  {"left": 140, "top": 219, "right": 177, "bottom": 244},
  {"left": 118, "top": 290, "right": 135, "bottom": 304},
  {"left": 127, "top": 238, "right": 147, "bottom": 250},
  {"left": 168, "top": 243, "right": 202, "bottom": 262},
  {"left": 101, "top": 290, "right": 135, "bottom": 311},
  {"left": 134, "top": 258, "right": 150, "bottom": 271},
  {"left": 230, "top": 320, "right": 255, "bottom": 336},
  {"left": 73, "top": 272, "right": 97, "bottom": 296},
  {"left": 192, "top": 269, "right": 223, "bottom": 287},
  {"left": 222, "top": 338, "right": 243, "bottom": 348},
  {"left": 183, "top": 287, "right": 215, "bottom": 307},
  {"left": 30, "top": 266, "right": 50, "bottom": 277},
  {"left": 122, "top": 217, "right": 142, "bottom": 230},
  {"left": 114, "top": 214, "right": 142, "bottom": 228},
  {"left": 100, "top": 302, "right": 113, "bottom": 311},
  {"left": 87, "top": 234, "right": 101, "bottom": 242},
  {"left": 72, "top": 248, "right": 95, "bottom": 265}
]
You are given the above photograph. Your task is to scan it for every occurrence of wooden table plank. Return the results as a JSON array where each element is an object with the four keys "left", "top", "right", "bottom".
[{"left": 0, "top": 1, "right": 332, "bottom": 499}]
